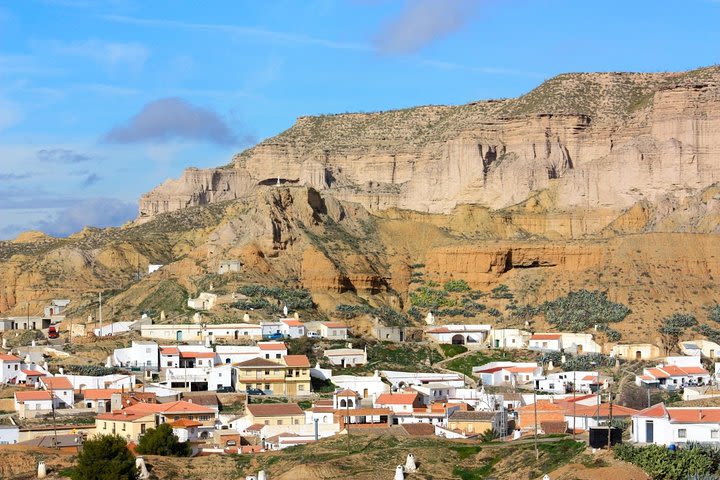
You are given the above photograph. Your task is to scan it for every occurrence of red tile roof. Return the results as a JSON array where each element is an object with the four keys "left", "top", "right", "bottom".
[
  {"left": 179, "top": 352, "right": 215, "bottom": 359},
  {"left": 335, "top": 389, "right": 358, "bottom": 397},
  {"left": 283, "top": 355, "right": 310, "bottom": 367},
  {"left": 15, "top": 391, "right": 53, "bottom": 402},
  {"left": 635, "top": 403, "right": 667, "bottom": 418},
  {"left": 668, "top": 408, "right": 720, "bottom": 423},
  {"left": 531, "top": 334, "right": 561, "bottom": 340},
  {"left": 282, "top": 319, "right": 303, "bottom": 327},
  {"left": 258, "top": 342, "right": 287, "bottom": 351},
  {"left": 246, "top": 403, "right": 304, "bottom": 417},
  {"left": 646, "top": 368, "right": 670, "bottom": 379},
  {"left": 566, "top": 404, "right": 638, "bottom": 418},
  {"left": 21, "top": 370, "right": 45, "bottom": 376},
  {"left": 0, "top": 354, "right": 21, "bottom": 362},
  {"left": 123, "top": 400, "right": 215, "bottom": 415},
  {"left": 41, "top": 376, "right": 73, "bottom": 390},
  {"left": 506, "top": 366, "right": 538, "bottom": 373},
  {"left": 426, "top": 327, "right": 450, "bottom": 333},
  {"left": 322, "top": 322, "right": 347, "bottom": 329},
  {"left": 375, "top": 393, "right": 418, "bottom": 405},
  {"left": 96, "top": 410, "right": 155, "bottom": 422},
  {"left": 160, "top": 347, "right": 180, "bottom": 355},
  {"left": 171, "top": 418, "right": 203, "bottom": 428},
  {"left": 82, "top": 389, "right": 121, "bottom": 400}
]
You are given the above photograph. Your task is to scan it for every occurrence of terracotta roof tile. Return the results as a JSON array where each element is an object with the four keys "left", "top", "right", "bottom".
[
  {"left": 258, "top": 342, "right": 287, "bottom": 351},
  {"left": 246, "top": 403, "right": 304, "bottom": 417},
  {"left": 41, "top": 376, "right": 73, "bottom": 390},
  {"left": 283, "top": 355, "right": 310, "bottom": 367},
  {"left": 375, "top": 393, "right": 418, "bottom": 405},
  {"left": 15, "top": 391, "right": 53, "bottom": 402}
]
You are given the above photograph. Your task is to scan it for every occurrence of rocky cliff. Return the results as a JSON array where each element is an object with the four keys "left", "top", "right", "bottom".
[{"left": 140, "top": 67, "right": 720, "bottom": 238}]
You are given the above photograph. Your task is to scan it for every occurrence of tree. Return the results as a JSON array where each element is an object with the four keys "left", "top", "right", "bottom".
[
  {"left": 659, "top": 313, "right": 697, "bottom": 354},
  {"left": 73, "top": 434, "right": 137, "bottom": 480},
  {"left": 136, "top": 423, "right": 191, "bottom": 457}
]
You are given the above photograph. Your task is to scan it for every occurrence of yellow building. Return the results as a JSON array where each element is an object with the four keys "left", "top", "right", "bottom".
[
  {"left": 94, "top": 400, "right": 217, "bottom": 442},
  {"left": 234, "top": 355, "right": 311, "bottom": 396},
  {"left": 447, "top": 411, "right": 496, "bottom": 436},
  {"left": 245, "top": 403, "right": 305, "bottom": 426}
]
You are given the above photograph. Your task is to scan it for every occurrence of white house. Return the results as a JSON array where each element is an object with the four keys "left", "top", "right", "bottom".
[
  {"left": 0, "top": 425, "right": 19, "bottom": 444},
  {"left": 65, "top": 374, "right": 136, "bottom": 391},
  {"left": 209, "top": 365, "right": 234, "bottom": 391},
  {"left": 112, "top": 341, "right": 159, "bottom": 370},
  {"left": 319, "top": 322, "right": 349, "bottom": 340},
  {"left": 218, "top": 260, "right": 241, "bottom": 274},
  {"left": 374, "top": 392, "right": 420, "bottom": 414},
  {"left": 381, "top": 370, "right": 466, "bottom": 389},
  {"left": 424, "top": 324, "right": 491, "bottom": 345},
  {"left": 40, "top": 376, "right": 75, "bottom": 408},
  {"left": 528, "top": 333, "right": 600, "bottom": 354},
  {"left": 141, "top": 323, "right": 262, "bottom": 342},
  {"left": 160, "top": 346, "right": 216, "bottom": 369},
  {"left": 535, "top": 371, "right": 609, "bottom": 395},
  {"left": 17, "top": 368, "right": 46, "bottom": 387},
  {"left": 14, "top": 391, "right": 53, "bottom": 417},
  {"left": 44, "top": 299, "right": 70, "bottom": 317},
  {"left": 259, "top": 342, "right": 288, "bottom": 360},
  {"left": 280, "top": 319, "right": 305, "bottom": 338},
  {"left": 412, "top": 383, "right": 456, "bottom": 405},
  {"left": 632, "top": 403, "right": 720, "bottom": 445},
  {"left": 323, "top": 347, "right": 367, "bottom": 367},
  {"left": 636, "top": 356, "right": 711, "bottom": 390},
  {"left": 188, "top": 292, "right": 217, "bottom": 311},
  {"left": 95, "top": 316, "right": 151, "bottom": 338},
  {"left": 565, "top": 403, "right": 638, "bottom": 431},
  {"left": 330, "top": 373, "right": 391, "bottom": 400},
  {"left": 528, "top": 334, "right": 562, "bottom": 351},
  {"left": 0, "top": 354, "right": 22, "bottom": 383},
  {"left": 680, "top": 339, "right": 720, "bottom": 359},
  {"left": 488, "top": 328, "right": 531, "bottom": 349},
  {"left": 473, "top": 362, "right": 542, "bottom": 387}
]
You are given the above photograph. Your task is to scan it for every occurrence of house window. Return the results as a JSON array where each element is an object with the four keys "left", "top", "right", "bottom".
[
  {"left": 264, "top": 420, "right": 269, "bottom": 425},
  {"left": 678, "top": 429, "right": 687, "bottom": 439},
  {"left": 174, "top": 416, "right": 180, "bottom": 421},
  {"left": 265, "top": 384, "right": 270, "bottom": 390},
  {"left": 104, "top": 422, "right": 107, "bottom": 429},
  {"left": 298, "top": 385, "right": 305, "bottom": 391},
  {"left": 264, "top": 370, "right": 270, "bottom": 375},
  {"left": 122, "top": 424, "right": 126, "bottom": 431},
  {"left": 276, "top": 354, "right": 281, "bottom": 359},
  {"left": 141, "top": 424, "right": 146, "bottom": 434},
  {"left": 277, "top": 420, "right": 283, "bottom": 425},
  {"left": 712, "top": 430, "right": 719, "bottom": 439},
  {"left": 200, "top": 416, "right": 209, "bottom": 421},
  {"left": 542, "top": 342, "right": 548, "bottom": 348}
]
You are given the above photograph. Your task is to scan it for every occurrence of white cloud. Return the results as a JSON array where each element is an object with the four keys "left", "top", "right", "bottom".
[
  {"left": 49, "top": 39, "right": 150, "bottom": 70},
  {"left": 102, "top": 14, "right": 372, "bottom": 52}
]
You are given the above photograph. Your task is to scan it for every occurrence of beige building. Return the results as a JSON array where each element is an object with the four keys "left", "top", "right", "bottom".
[
  {"left": 245, "top": 403, "right": 305, "bottom": 426},
  {"left": 94, "top": 400, "right": 217, "bottom": 442},
  {"left": 234, "top": 355, "right": 311, "bottom": 396},
  {"left": 447, "top": 410, "right": 496, "bottom": 435},
  {"left": 610, "top": 343, "right": 662, "bottom": 361}
]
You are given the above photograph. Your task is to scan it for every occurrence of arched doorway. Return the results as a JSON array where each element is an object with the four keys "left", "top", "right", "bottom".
[
  {"left": 176, "top": 330, "right": 183, "bottom": 342},
  {"left": 451, "top": 334, "right": 465, "bottom": 345}
]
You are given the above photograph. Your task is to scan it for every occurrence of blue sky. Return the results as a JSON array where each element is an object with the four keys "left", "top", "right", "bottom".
[{"left": 1, "top": 0, "right": 719, "bottom": 239}]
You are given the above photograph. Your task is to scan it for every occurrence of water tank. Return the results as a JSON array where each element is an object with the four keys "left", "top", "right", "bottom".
[{"left": 589, "top": 427, "right": 622, "bottom": 448}]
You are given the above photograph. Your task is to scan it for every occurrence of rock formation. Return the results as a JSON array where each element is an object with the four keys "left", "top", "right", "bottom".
[{"left": 139, "top": 67, "right": 720, "bottom": 239}]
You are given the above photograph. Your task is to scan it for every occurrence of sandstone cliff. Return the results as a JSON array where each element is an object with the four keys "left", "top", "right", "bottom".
[{"left": 140, "top": 66, "right": 720, "bottom": 238}]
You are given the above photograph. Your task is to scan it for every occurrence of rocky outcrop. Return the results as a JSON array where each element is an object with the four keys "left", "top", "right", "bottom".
[{"left": 138, "top": 67, "right": 720, "bottom": 239}]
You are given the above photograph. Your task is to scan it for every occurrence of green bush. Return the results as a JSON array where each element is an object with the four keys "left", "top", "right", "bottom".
[
  {"left": 709, "top": 304, "right": 720, "bottom": 323},
  {"left": 543, "top": 290, "right": 630, "bottom": 332},
  {"left": 444, "top": 279, "right": 471, "bottom": 292},
  {"left": 614, "top": 443, "right": 720, "bottom": 480},
  {"left": 72, "top": 434, "right": 137, "bottom": 480},
  {"left": 236, "top": 285, "right": 314, "bottom": 310},
  {"left": 136, "top": 423, "right": 191, "bottom": 457},
  {"left": 409, "top": 286, "right": 453, "bottom": 309},
  {"left": 660, "top": 313, "right": 698, "bottom": 352},
  {"left": 490, "top": 284, "right": 514, "bottom": 300}
]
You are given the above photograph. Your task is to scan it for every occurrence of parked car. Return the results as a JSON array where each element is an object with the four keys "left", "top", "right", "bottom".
[
  {"left": 47, "top": 326, "right": 59, "bottom": 339},
  {"left": 246, "top": 388, "right": 265, "bottom": 396},
  {"left": 263, "top": 332, "right": 284, "bottom": 340},
  {"left": 306, "top": 332, "right": 320, "bottom": 338},
  {"left": 217, "top": 386, "right": 234, "bottom": 393}
]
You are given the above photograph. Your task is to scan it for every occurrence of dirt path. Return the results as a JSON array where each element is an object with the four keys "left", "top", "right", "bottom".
[{"left": 432, "top": 347, "right": 478, "bottom": 387}]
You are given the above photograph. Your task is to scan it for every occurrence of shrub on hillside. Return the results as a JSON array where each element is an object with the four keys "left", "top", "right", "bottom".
[
  {"left": 72, "top": 434, "right": 137, "bottom": 480},
  {"left": 136, "top": 423, "right": 191, "bottom": 457},
  {"left": 444, "top": 279, "right": 471, "bottom": 292},
  {"left": 659, "top": 313, "right": 698, "bottom": 352},
  {"left": 614, "top": 443, "right": 720, "bottom": 480},
  {"left": 543, "top": 290, "right": 630, "bottom": 332}
]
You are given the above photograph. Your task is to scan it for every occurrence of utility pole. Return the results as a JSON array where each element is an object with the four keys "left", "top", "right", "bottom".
[
  {"left": 345, "top": 397, "right": 350, "bottom": 456},
  {"left": 572, "top": 370, "right": 577, "bottom": 440},
  {"left": 49, "top": 383, "right": 58, "bottom": 449},
  {"left": 607, "top": 392, "right": 614, "bottom": 449},
  {"left": 533, "top": 386, "right": 539, "bottom": 461},
  {"left": 98, "top": 292, "right": 103, "bottom": 337}
]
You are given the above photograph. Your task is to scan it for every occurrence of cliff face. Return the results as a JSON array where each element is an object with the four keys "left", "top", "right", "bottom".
[{"left": 139, "top": 67, "right": 720, "bottom": 238}]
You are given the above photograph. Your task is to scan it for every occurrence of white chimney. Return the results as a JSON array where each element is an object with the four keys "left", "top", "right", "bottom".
[{"left": 394, "top": 465, "right": 405, "bottom": 480}]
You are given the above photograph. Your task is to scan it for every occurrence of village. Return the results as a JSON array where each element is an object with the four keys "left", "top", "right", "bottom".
[{"left": 1, "top": 292, "right": 719, "bottom": 478}]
